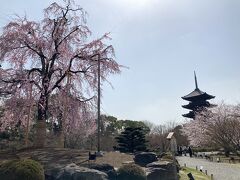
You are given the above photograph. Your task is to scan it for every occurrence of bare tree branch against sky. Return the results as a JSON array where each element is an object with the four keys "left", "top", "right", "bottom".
[{"left": 1, "top": 0, "right": 240, "bottom": 124}]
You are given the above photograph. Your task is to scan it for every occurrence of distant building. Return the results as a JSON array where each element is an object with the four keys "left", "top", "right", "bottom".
[
  {"left": 167, "top": 132, "right": 177, "bottom": 153},
  {"left": 182, "top": 72, "right": 215, "bottom": 119}
]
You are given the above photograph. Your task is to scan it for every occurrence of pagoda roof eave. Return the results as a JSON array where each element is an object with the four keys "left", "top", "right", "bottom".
[
  {"left": 182, "top": 101, "right": 216, "bottom": 110},
  {"left": 182, "top": 88, "right": 215, "bottom": 101},
  {"left": 182, "top": 113, "right": 195, "bottom": 119}
]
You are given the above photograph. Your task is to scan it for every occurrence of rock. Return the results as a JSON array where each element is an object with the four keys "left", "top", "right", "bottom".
[
  {"left": 147, "top": 161, "right": 174, "bottom": 169},
  {"left": 134, "top": 152, "right": 158, "bottom": 167},
  {"left": 147, "top": 160, "right": 180, "bottom": 172},
  {"left": 146, "top": 161, "right": 178, "bottom": 180},
  {"left": 83, "top": 163, "right": 116, "bottom": 180},
  {"left": 45, "top": 164, "right": 65, "bottom": 180},
  {"left": 146, "top": 168, "right": 174, "bottom": 180},
  {"left": 45, "top": 163, "right": 108, "bottom": 180}
]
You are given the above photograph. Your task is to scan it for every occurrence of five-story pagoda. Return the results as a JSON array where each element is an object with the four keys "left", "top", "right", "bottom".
[{"left": 182, "top": 72, "right": 215, "bottom": 119}]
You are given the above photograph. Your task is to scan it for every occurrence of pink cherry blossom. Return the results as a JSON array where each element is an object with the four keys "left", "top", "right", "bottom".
[{"left": 0, "top": 0, "right": 121, "bottom": 147}]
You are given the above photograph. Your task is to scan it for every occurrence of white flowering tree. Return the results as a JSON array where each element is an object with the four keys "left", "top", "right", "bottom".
[{"left": 182, "top": 103, "right": 240, "bottom": 156}]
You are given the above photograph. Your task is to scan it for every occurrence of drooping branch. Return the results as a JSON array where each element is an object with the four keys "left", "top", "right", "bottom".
[
  {"left": 57, "top": 26, "right": 80, "bottom": 47},
  {"left": 28, "top": 68, "right": 42, "bottom": 77},
  {"left": 76, "top": 96, "right": 94, "bottom": 103},
  {"left": 24, "top": 42, "right": 45, "bottom": 59}
]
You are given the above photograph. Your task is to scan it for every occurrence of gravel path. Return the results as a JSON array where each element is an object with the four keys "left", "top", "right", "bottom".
[{"left": 177, "top": 156, "right": 240, "bottom": 180}]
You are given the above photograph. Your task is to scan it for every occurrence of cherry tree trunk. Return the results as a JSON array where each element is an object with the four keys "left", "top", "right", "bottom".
[
  {"left": 34, "top": 94, "right": 48, "bottom": 148},
  {"left": 58, "top": 109, "right": 66, "bottom": 148},
  {"left": 57, "top": 75, "right": 70, "bottom": 148},
  {"left": 58, "top": 130, "right": 65, "bottom": 148}
]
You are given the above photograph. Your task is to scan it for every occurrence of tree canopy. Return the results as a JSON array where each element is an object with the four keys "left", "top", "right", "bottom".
[
  {"left": 182, "top": 103, "right": 240, "bottom": 156},
  {"left": 115, "top": 127, "right": 148, "bottom": 153},
  {"left": 0, "top": 0, "right": 121, "bottom": 147}
]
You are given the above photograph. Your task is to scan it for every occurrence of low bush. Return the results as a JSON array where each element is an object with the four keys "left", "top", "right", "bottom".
[
  {"left": 161, "top": 152, "right": 173, "bottom": 161},
  {"left": 0, "top": 159, "right": 44, "bottom": 180},
  {"left": 117, "top": 164, "right": 146, "bottom": 180}
]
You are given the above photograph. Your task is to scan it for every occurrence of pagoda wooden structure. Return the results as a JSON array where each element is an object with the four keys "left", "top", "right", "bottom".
[{"left": 182, "top": 72, "right": 215, "bottom": 119}]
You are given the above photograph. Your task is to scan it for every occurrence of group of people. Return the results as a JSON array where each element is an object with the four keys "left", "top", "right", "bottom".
[{"left": 177, "top": 146, "right": 193, "bottom": 157}]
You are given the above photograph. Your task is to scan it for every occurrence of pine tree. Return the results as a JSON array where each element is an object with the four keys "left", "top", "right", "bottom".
[{"left": 115, "top": 127, "right": 148, "bottom": 153}]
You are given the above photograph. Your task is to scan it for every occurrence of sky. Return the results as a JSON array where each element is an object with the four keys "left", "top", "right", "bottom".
[{"left": 0, "top": 0, "right": 240, "bottom": 125}]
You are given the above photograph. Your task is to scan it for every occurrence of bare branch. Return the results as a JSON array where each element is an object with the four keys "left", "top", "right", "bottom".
[
  {"left": 28, "top": 68, "right": 42, "bottom": 77},
  {"left": 48, "top": 71, "right": 68, "bottom": 94},
  {"left": 57, "top": 26, "right": 79, "bottom": 47},
  {"left": 24, "top": 42, "right": 45, "bottom": 58}
]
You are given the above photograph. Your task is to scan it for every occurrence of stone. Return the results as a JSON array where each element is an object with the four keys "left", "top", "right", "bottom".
[
  {"left": 45, "top": 164, "right": 64, "bottom": 180},
  {"left": 146, "top": 161, "right": 178, "bottom": 180},
  {"left": 83, "top": 163, "right": 116, "bottom": 180},
  {"left": 45, "top": 163, "right": 108, "bottom": 180},
  {"left": 134, "top": 152, "right": 158, "bottom": 167},
  {"left": 147, "top": 161, "right": 175, "bottom": 170}
]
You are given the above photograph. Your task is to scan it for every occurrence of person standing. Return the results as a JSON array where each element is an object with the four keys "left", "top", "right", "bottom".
[{"left": 188, "top": 146, "right": 193, "bottom": 157}]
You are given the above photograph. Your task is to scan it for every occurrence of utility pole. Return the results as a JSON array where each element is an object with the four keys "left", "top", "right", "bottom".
[{"left": 97, "top": 55, "right": 101, "bottom": 153}]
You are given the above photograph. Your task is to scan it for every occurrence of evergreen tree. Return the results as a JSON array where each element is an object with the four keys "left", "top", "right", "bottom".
[{"left": 115, "top": 127, "right": 148, "bottom": 153}]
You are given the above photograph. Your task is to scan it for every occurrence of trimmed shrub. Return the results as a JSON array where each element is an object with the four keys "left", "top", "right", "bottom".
[
  {"left": 115, "top": 127, "right": 148, "bottom": 153},
  {"left": 117, "top": 164, "right": 146, "bottom": 180},
  {"left": 0, "top": 159, "right": 44, "bottom": 180}
]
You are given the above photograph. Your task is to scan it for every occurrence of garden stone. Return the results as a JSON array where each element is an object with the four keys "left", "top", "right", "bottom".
[
  {"left": 149, "top": 160, "right": 180, "bottom": 172},
  {"left": 147, "top": 161, "right": 175, "bottom": 170},
  {"left": 83, "top": 163, "right": 117, "bottom": 180},
  {"left": 45, "top": 163, "right": 108, "bottom": 180},
  {"left": 45, "top": 164, "right": 65, "bottom": 180},
  {"left": 146, "top": 161, "right": 178, "bottom": 180},
  {"left": 134, "top": 152, "right": 158, "bottom": 167}
]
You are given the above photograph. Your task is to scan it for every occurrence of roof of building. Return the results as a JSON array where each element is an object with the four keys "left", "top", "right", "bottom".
[
  {"left": 182, "top": 72, "right": 215, "bottom": 101},
  {"left": 182, "top": 111, "right": 195, "bottom": 119},
  {"left": 182, "top": 88, "right": 215, "bottom": 101},
  {"left": 166, "top": 132, "right": 175, "bottom": 139},
  {"left": 182, "top": 101, "right": 216, "bottom": 110},
  {"left": 182, "top": 72, "right": 216, "bottom": 119}
]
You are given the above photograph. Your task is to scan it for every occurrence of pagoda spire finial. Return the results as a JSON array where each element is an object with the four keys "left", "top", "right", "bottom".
[{"left": 194, "top": 71, "right": 198, "bottom": 89}]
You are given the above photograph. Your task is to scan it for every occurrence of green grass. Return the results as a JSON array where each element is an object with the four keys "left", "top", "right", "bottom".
[{"left": 179, "top": 167, "right": 211, "bottom": 180}]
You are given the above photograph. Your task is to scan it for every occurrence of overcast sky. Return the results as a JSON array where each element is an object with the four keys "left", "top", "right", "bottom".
[{"left": 1, "top": 0, "right": 240, "bottom": 125}]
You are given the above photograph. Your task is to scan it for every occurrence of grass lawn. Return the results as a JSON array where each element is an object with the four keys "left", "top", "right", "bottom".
[{"left": 179, "top": 167, "right": 211, "bottom": 180}]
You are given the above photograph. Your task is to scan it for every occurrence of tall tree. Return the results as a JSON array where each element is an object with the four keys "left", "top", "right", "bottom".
[
  {"left": 0, "top": 0, "right": 121, "bottom": 147},
  {"left": 116, "top": 127, "right": 148, "bottom": 153},
  {"left": 145, "top": 121, "right": 182, "bottom": 153}
]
